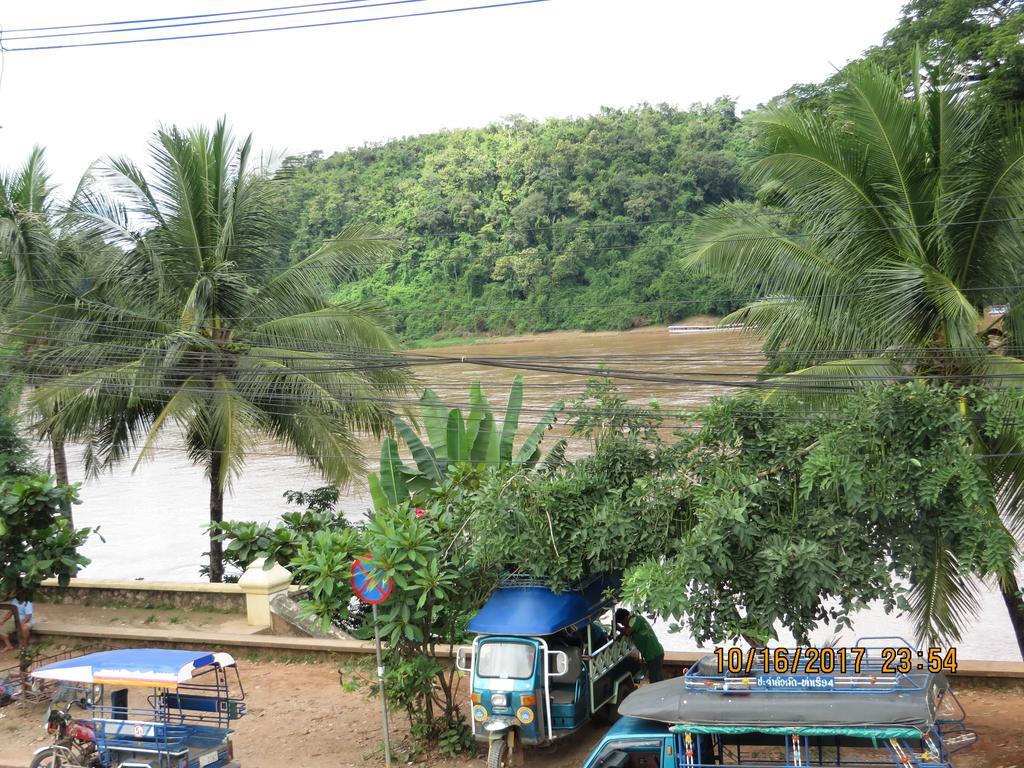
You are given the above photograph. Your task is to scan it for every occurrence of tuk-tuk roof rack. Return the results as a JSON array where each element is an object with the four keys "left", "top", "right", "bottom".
[
  {"left": 620, "top": 637, "right": 955, "bottom": 736},
  {"left": 470, "top": 573, "right": 621, "bottom": 636},
  {"left": 498, "top": 572, "right": 610, "bottom": 591}
]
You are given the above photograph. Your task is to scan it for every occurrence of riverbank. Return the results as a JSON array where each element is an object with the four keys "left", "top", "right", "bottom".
[
  {"left": 2, "top": 653, "right": 1020, "bottom": 767},
  {"left": 407, "top": 316, "right": 726, "bottom": 349}
]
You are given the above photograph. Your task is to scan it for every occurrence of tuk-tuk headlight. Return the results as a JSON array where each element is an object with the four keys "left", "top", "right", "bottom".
[{"left": 492, "top": 694, "right": 508, "bottom": 708}]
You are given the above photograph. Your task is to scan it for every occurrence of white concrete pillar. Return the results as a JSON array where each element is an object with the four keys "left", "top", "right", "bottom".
[{"left": 237, "top": 558, "right": 293, "bottom": 627}]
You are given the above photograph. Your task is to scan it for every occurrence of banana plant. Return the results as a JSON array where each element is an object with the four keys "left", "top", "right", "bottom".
[{"left": 368, "top": 376, "right": 562, "bottom": 510}]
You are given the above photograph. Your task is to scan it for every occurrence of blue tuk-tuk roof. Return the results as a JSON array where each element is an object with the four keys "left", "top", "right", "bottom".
[
  {"left": 468, "top": 574, "right": 619, "bottom": 636},
  {"left": 30, "top": 649, "right": 236, "bottom": 689}
]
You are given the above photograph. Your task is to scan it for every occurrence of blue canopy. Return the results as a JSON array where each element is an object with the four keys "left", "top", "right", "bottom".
[
  {"left": 468, "top": 575, "right": 619, "bottom": 636},
  {"left": 31, "top": 649, "right": 236, "bottom": 688}
]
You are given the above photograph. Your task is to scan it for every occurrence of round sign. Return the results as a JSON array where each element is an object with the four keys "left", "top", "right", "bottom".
[
  {"left": 351, "top": 555, "right": 394, "bottom": 604},
  {"left": 472, "top": 704, "right": 488, "bottom": 722},
  {"left": 516, "top": 706, "right": 534, "bottom": 724},
  {"left": 133, "top": 724, "right": 146, "bottom": 738}
]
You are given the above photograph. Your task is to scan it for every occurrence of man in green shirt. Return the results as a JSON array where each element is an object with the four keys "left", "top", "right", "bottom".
[{"left": 615, "top": 608, "right": 664, "bottom": 683}]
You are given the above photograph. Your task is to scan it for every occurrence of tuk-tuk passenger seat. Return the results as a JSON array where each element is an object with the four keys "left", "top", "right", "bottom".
[
  {"left": 550, "top": 646, "right": 583, "bottom": 684},
  {"left": 548, "top": 645, "right": 583, "bottom": 706}
]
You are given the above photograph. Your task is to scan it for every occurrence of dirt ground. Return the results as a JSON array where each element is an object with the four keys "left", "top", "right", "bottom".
[{"left": 1, "top": 647, "right": 1021, "bottom": 768}]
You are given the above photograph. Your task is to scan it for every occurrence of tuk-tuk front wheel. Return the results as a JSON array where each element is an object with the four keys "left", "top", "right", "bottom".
[{"left": 487, "top": 734, "right": 510, "bottom": 768}]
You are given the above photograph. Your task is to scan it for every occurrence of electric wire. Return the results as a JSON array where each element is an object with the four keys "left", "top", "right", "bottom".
[
  {"left": 0, "top": 0, "right": 552, "bottom": 52},
  {"left": 2, "top": 0, "right": 429, "bottom": 42},
  {"left": 2, "top": 0, "right": 401, "bottom": 34},
  {"left": 0, "top": 317, "right": 1017, "bottom": 374}
]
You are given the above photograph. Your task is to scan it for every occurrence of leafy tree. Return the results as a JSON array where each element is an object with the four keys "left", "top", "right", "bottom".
[
  {"left": 626, "top": 385, "right": 1015, "bottom": 646},
  {"left": 0, "top": 476, "right": 88, "bottom": 603},
  {"left": 772, "top": 2, "right": 1024, "bottom": 111},
  {"left": 209, "top": 486, "right": 349, "bottom": 578},
  {"left": 686, "top": 63, "right": 1024, "bottom": 656},
  {"left": 869, "top": 0, "right": 1024, "bottom": 103},
  {"left": 19, "top": 121, "right": 412, "bottom": 582},
  {"left": 290, "top": 481, "right": 505, "bottom": 754},
  {"left": 0, "top": 397, "right": 91, "bottom": 664}
]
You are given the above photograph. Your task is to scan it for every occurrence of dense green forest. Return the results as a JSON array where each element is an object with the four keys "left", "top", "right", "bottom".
[
  {"left": 277, "top": 101, "right": 751, "bottom": 341},
  {"left": 276, "top": 0, "right": 1023, "bottom": 343}
]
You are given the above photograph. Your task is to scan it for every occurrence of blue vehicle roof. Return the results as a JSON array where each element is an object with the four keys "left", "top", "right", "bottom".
[
  {"left": 30, "top": 649, "right": 237, "bottom": 689},
  {"left": 468, "top": 574, "right": 619, "bottom": 636}
]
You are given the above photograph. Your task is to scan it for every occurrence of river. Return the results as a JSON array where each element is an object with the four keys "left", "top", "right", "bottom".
[{"left": 41, "top": 325, "right": 1022, "bottom": 660}]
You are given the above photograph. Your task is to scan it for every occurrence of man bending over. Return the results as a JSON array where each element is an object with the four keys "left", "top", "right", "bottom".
[{"left": 615, "top": 608, "right": 664, "bottom": 683}]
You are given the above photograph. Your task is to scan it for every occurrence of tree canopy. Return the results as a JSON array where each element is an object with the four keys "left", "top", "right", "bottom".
[{"left": 275, "top": 102, "right": 751, "bottom": 342}]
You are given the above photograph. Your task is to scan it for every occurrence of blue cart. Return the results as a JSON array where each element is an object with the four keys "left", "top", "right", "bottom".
[
  {"left": 29, "top": 648, "right": 246, "bottom": 768},
  {"left": 456, "top": 575, "right": 640, "bottom": 768}
]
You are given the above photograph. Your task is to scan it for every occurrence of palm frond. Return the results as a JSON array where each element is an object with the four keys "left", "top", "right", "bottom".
[
  {"left": 906, "top": 532, "right": 980, "bottom": 644},
  {"left": 250, "top": 224, "right": 398, "bottom": 319}
]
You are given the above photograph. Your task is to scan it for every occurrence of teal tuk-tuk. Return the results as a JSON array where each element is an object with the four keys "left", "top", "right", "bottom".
[
  {"left": 456, "top": 575, "right": 639, "bottom": 768},
  {"left": 587, "top": 637, "right": 976, "bottom": 767}
]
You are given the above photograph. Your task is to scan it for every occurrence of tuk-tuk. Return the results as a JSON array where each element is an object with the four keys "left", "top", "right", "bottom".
[
  {"left": 456, "top": 574, "right": 640, "bottom": 768},
  {"left": 28, "top": 648, "right": 246, "bottom": 768},
  {"left": 591, "top": 637, "right": 976, "bottom": 767}
]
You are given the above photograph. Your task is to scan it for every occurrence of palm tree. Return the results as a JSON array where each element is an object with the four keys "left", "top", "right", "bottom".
[
  {"left": 18, "top": 121, "right": 412, "bottom": 581},
  {"left": 686, "top": 63, "right": 1024, "bottom": 658},
  {"left": 0, "top": 148, "right": 92, "bottom": 502}
]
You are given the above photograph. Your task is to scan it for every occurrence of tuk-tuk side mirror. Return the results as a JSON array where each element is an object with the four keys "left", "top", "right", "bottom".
[
  {"left": 455, "top": 646, "right": 471, "bottom": 673},
  {"left": 548, "top": 650, "right": 568, "bottom": 677}
]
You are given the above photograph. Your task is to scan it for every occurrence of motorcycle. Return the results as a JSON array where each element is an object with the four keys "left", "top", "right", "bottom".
[{"left": 30, "top": 687, "right": 101, "bottom": 768}]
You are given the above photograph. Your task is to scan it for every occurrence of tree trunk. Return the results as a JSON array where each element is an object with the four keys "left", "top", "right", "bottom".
[
  {"left": 51, "top": 438, "right": 72, "bottom": 526},
  {"left": 1000, "top": 571, "right": 1024, "bottom": 661},
  {"left": 208, "top": 452, "right": 225, "bottom": 583}
]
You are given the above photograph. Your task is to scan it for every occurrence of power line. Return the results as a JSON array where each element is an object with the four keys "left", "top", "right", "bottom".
[
  {"left": 11, "top": 336, "right": 1024, "bottom": 393},
  {"left": 2, "top": 0, "right": 428, "bottom": 42},
  {"left": 0, "top": 0, "right": 552, "bottom": 52},
  {"left": 2, "top": 0, "right": 392, "bottom": 34},
  {"left": 1, "top": 308, "right": 1018, "bottom": 364}
]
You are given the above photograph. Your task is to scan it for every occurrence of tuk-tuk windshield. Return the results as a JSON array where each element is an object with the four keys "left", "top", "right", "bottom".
[{"left": 477, "top": 642, "right": 536, "bottom": 679}]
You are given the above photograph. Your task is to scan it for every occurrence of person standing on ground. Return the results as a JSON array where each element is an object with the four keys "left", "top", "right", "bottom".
[
  {"left": 0, "top": 603, "right": 14, "bottom": 651},
  {"left": 0, "top": 600, "right": 33, "bottom": 649},
  {"left": 615, "top": 608, "right": 664, "bottom": 683}
]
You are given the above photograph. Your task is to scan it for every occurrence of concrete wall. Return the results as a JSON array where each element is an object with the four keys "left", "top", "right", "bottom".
[{"left": 36, "top": 578, "right": 247, "bottom": 613}]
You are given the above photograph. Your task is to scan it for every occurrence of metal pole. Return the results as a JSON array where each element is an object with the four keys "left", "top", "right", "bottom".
[{"left": 372, "top": 603, "right": 393, "bottom": 768}]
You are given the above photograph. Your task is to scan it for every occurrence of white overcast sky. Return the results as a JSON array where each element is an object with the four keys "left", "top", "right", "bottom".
[{"left": 0, "top": 0, "right": 905, "bottom": 193}]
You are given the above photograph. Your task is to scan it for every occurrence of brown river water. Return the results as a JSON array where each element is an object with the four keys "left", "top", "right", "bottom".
[{"left": 39, "top": 325, "right": 1022, "bottom": 660}]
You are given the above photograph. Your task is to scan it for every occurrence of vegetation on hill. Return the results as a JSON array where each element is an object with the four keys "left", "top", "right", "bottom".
[
  {"left": 276, "top": 101, "right": 751, "bottom": 341},
  {"left": 273, "top": 1, "right": 1024, "bottom": 345}
]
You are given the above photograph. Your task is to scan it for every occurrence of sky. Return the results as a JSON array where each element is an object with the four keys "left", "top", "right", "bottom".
[{"left": 0, "top": 0, "right": 906, "bottom": 193}]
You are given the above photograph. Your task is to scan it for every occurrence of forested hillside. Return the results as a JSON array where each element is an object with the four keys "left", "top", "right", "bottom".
[
  {"left": 277, "top": 101, "right": 752, "bottom": 341},
  {"left": 277, "top": 0, "right": 1023, "bottom": 343}
]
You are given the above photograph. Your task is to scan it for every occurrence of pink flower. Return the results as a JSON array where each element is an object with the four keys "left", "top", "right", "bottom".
[{"left": 415, "top": 508, "right": 427, "bottom": 519}]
